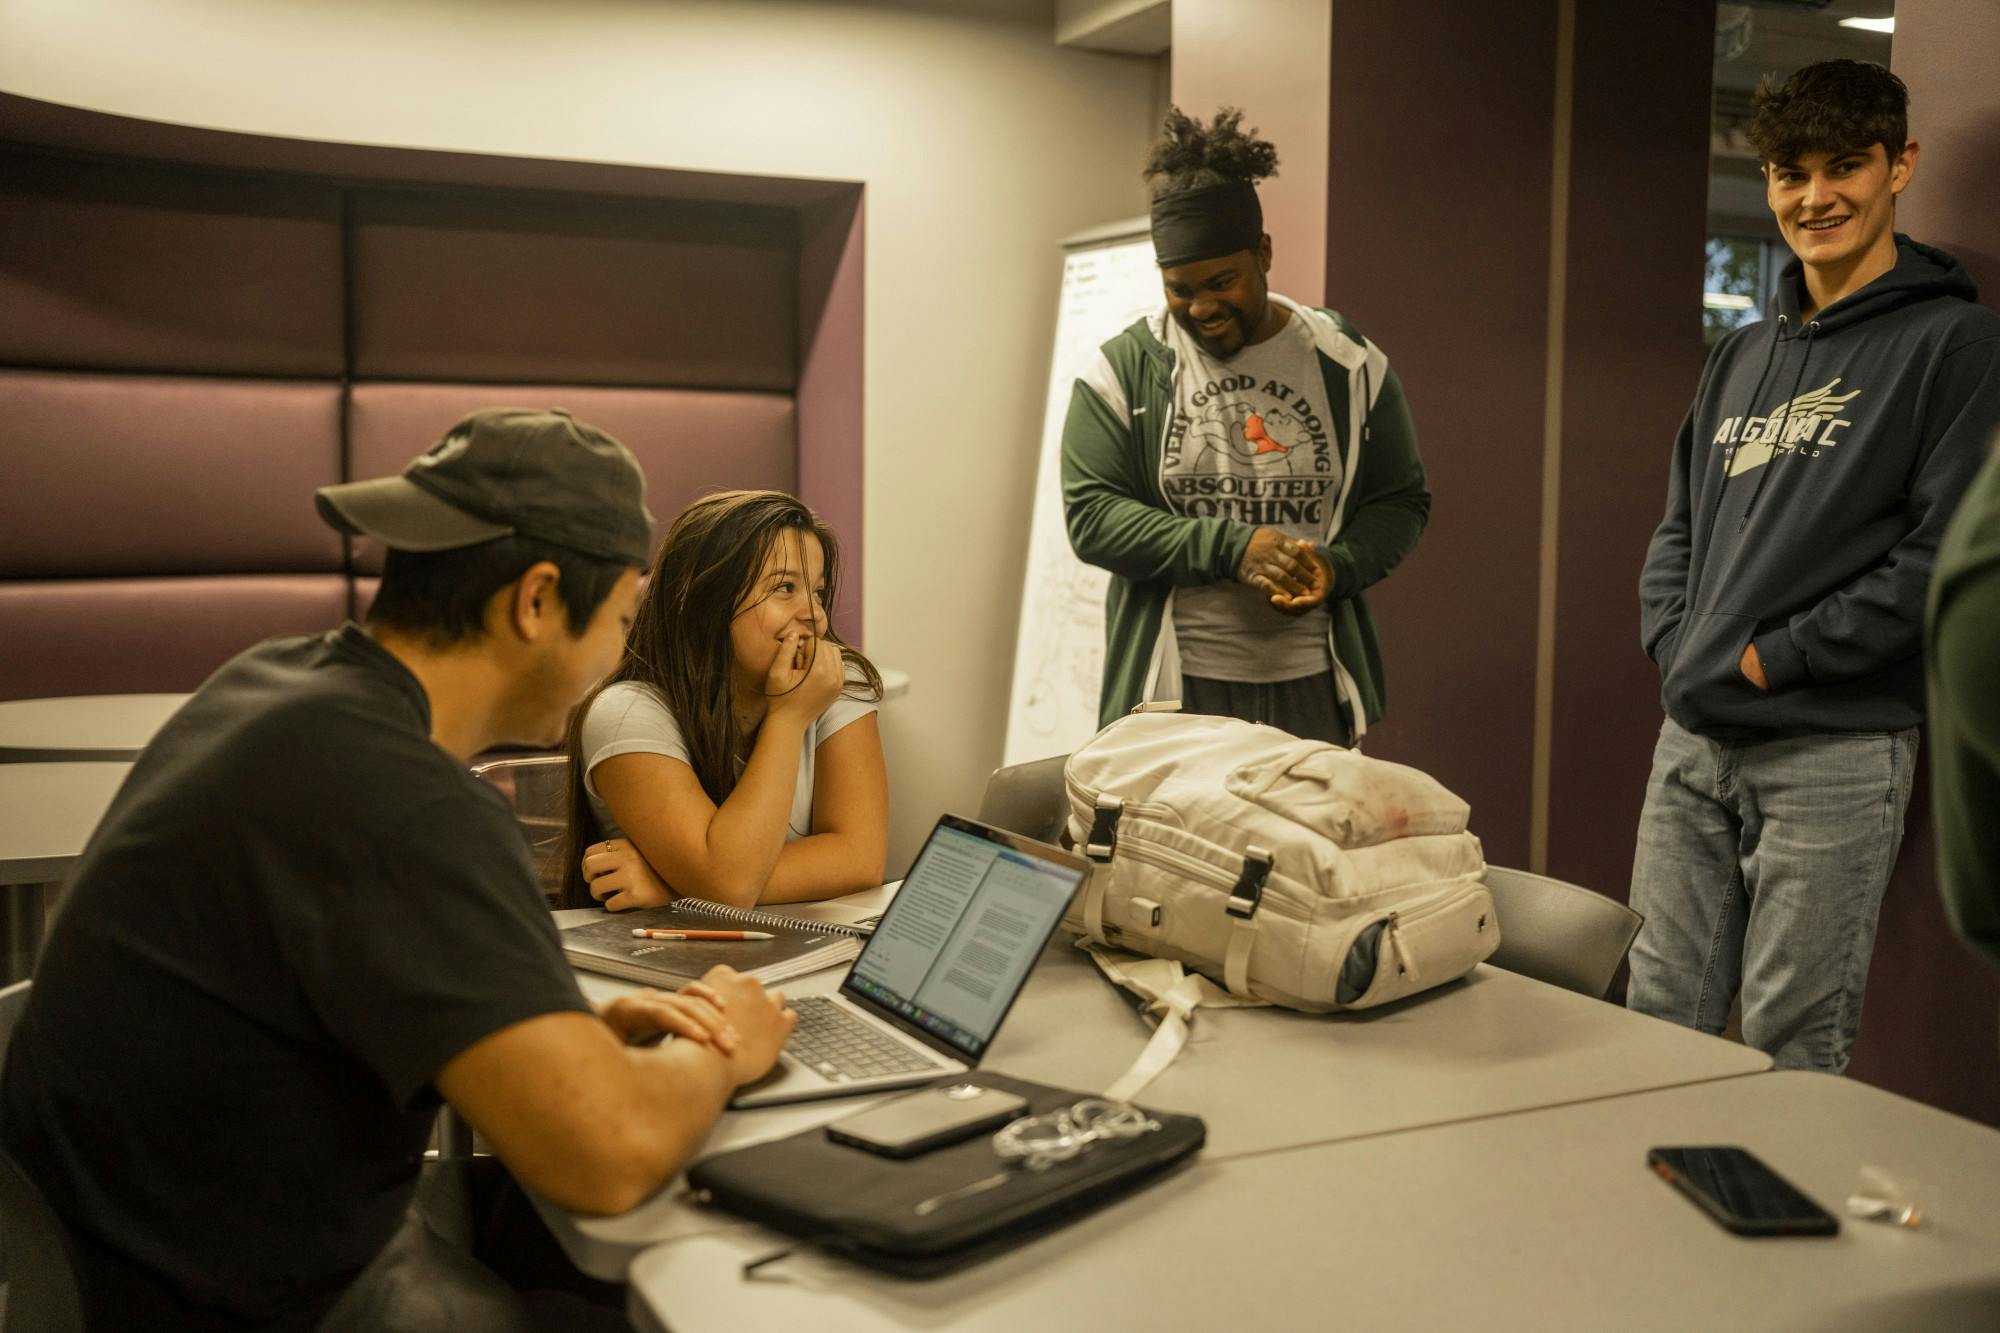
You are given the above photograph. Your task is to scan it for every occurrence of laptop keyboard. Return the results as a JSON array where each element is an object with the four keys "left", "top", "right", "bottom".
[{"left": 786, "top": 997, "right": 946, "bottom": 1082}]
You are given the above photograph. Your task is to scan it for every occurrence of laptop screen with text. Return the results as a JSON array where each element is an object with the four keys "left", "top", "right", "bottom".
[{"left": 841, "top": 816, "right": 1084, "bottom": 1061}]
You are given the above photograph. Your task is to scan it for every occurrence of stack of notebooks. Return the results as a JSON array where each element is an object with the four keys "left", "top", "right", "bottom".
[{"left": 560, "top": 899, "right": 875, "bottom": 989}]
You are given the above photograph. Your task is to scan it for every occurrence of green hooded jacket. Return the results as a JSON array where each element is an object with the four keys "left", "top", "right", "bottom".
[
  {"left": 1060, "top": 297, "right": 1429, "bottom": 735},
  {"left": 1927, "top": 443, "right": 2000, "bottom": 974}
]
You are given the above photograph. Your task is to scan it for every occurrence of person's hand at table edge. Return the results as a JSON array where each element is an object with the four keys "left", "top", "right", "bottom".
[{"left": 582, "top": 836, "right": 675, "bottom": 911}]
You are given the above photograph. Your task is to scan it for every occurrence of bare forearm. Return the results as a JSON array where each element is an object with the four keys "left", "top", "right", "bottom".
[
  {"left": 546, "top": 1038, "right": 735, "bottom": 1216},
  {"left": 683, "top": 715, "right": 812, "bottom": 906},
  {"left": 446, "top": 1016, "right": 740, "bottom": 1218},
  {"left": 604, "top": 1040, "right": 736, "bottom": 1206},
  {"left": 761, "top": 831, "right": 887, "bottom": 902}
]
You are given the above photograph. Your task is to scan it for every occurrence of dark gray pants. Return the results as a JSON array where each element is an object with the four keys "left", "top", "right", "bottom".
[{"left": 1181, "top": 671, "right": 1353, "bottom": 747}]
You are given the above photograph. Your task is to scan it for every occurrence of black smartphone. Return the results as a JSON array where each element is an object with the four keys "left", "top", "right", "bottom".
[
  {"left": 1647, "top": 1146, "right": 1839, "bottom": 1237},
  {"left": 825, "top": 1083, "right": 1030, "bottom": 1159}
]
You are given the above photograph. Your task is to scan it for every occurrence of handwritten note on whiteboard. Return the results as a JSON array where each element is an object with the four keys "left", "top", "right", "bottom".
[{"left": 1002, "top": 226, "right": 1161, "bottom": 768}]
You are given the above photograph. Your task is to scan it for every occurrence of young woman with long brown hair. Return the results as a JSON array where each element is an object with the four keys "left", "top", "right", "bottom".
[{"left": 558, "top": 490, "right": 886, "bottom": 910}]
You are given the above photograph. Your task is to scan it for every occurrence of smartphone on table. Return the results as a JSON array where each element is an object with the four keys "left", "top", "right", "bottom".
[
  {"left": 826, "top": 1082, "right": 1030, "bottom": 1159},
  {"left": 1647, "top": 1146, "right": 1839, "bottom": 1237}
]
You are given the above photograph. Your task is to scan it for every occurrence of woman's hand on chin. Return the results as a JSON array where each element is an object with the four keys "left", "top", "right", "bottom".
[{"left": 765, "top": 631, "right": 844, "bottom": 723}]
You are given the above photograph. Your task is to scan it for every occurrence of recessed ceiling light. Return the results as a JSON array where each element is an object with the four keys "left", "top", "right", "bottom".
[{"left": 1838, "top": 17, "right": 1895, "bottom": 34}]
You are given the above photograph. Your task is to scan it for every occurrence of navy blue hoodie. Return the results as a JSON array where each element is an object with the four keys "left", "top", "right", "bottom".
[{"left": 1641, "top": 235, "right": 2000, "bottom": 736}]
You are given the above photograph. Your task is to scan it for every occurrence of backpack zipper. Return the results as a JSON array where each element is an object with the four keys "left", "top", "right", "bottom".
[{"left": 1381, "top": 884, "right": 1480, "bottom": 982}]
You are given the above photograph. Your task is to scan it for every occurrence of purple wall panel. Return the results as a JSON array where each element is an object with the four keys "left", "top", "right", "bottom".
[
  {"left": 1544, "top": 0, "right": 1714, "bottom": 899},
  {"left": 1849, "top": 0, "right": 2000, "bottom": 1126},
  {"left": 345, "top": 382, "right": 798, "bottom": 574},
  {"left": 0, "top": 98, "right": 857, "bottom": 718},
  {"left": 1320, "top": 0, "right": 1559, "bottom": 868},
  {"left": 0, "top": 149, "right": 343, "bottom": 376},
  {"left": 350, "top": 191, "right": 797, "bottom": 391},
  {"left": 1849, "top": 778, "right": 2000, "bottom": 1125},
  {"left": 795, "top": 195, "right": 866, "bottom": 646},
  {"left": 0, "top": 576, "right": 349, "bottom": 699},
  {"left": 0, "top": 371, "right": 344, "bottom": 577}
]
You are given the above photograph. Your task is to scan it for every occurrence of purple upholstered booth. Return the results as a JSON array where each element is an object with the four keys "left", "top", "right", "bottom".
[
  {"left": 0, "top": 95, "right": 865, "bottom": 701},
  {"left": 344, "top": 384, "right": 799, "bottom": 578}
]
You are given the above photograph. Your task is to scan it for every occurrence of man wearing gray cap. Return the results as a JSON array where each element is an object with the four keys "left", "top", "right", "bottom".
[{"left": 2, "top": 409, "right": 797, "bottom": 1330}]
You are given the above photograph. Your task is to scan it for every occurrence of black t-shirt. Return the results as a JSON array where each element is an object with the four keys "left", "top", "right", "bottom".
[{"left": 0, "top": 625, "right": 592, "bottom": 1330}]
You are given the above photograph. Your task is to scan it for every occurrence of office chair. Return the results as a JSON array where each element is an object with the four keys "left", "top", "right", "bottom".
[
  {"left": 470, "top": 754, "right": 571, "bottom": 901},
  {"left": 0, "top": 979, "right": 87, "bottom": 1333},
  {"left": 1481, "top": 865, "right": 1643, "bottom": 1000},
  {"left": 459, "top": 755, "right": 579, "bottom": 1158},
  {"left": 976, "top": 754, "right": 1072, "bottom": 845}
]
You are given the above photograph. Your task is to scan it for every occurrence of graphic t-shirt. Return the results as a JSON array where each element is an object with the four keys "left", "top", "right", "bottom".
[{"left": 1162, "top": 310, "right": 1342, "bottom": 681}]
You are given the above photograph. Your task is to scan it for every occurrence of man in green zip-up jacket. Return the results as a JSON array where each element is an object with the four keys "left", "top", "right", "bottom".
[
  {"left": 1060, "top": 108, "right": 1429, "bottom": 743},
  {"left": 1928, "top": 443, "right": 2000, "bottom": 978}
]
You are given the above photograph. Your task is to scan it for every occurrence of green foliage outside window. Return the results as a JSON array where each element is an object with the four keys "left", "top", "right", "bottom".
[{"left": 1704, "top": 236, "right": 1767, "bottom": 349}]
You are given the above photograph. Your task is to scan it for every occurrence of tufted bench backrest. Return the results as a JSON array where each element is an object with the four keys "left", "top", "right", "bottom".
[{"left": 0, "top": 134, "right": 843, "bottom": 700}]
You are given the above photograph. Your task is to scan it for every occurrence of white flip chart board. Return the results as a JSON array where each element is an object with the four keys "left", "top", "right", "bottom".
[{"left": 1002, "top": 223, "right": 1161, "bottom": 768}]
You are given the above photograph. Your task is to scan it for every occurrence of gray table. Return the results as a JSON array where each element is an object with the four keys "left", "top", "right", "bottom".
[
  {"left": 632, "top": 1071, "right": 2000, "bottom": 1333},
  {"left": 540, "top": 912, "right": 1770, "bottom": 1279},
  {"left": 0, "top": 693, "right": 187, "bottom": 762},
  {"left": 0, "top": 762, "right": 131, "bottom": 979}
]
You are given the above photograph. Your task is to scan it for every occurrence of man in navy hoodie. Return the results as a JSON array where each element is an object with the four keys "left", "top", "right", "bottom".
[{"left": 1630, "top": 59, "right": 2000, "bottom": 1072}]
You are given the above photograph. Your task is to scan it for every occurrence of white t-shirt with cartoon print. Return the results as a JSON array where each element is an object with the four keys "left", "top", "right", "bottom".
[
  {"left": 1161, "top": 310, "right": 1342, "bottom": 682},
  {"left": 579, "top": 675, "right": 877, "bottom": 842}
]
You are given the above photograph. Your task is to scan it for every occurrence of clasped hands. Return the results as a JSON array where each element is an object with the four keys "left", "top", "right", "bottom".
[{"left": 1238, "top": 526, "right": 1334, "bottom": 615}]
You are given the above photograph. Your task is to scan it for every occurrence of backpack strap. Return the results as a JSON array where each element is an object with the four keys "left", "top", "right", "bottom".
[
  {"left": 1078, "top": 795, "right": 1123, "bottom": 944},
  {"left": 1222, "top": 845, "right": 1273, "bottom": 997},
  {"left": 1079, "top": 940, "right": 1266, "bottom": 1100}
]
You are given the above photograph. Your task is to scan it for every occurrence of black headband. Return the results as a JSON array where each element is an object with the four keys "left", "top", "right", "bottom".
[{"left": 1149, "top": 180, "right": 1264, "bottom": 268}]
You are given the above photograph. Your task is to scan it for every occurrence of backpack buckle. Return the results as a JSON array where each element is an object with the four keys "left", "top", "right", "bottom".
[
  {"left": 1084, "top": 796, "right": 1123, "bottom": 862},
  {"left": 1226, "top": 846, "right": 1273, "bottom": 919}
]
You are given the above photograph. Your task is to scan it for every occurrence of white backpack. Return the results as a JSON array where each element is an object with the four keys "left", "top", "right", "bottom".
[{"left": 1060, "top": 709, "right": 1498, "bottom": 1092}]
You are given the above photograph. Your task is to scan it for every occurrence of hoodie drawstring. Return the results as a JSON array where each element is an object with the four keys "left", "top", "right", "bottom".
[
  {"left": 1739, "top": 319, "right": 1819, "bottom": 527},
  {"left": 1695, "top": 316, "right": 1785, "bottom": 574}
]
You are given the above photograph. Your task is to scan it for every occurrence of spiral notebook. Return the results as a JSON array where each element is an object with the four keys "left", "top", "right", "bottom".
[
  {"left": 666, "top": 897, "right": 881, "bottom": 938},
  {"left": 560, "top": 905, "right": 862, "bottom": 989}
]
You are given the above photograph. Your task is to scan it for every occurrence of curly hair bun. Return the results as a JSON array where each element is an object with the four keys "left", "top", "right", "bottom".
[{"left": 1143, "top": 106, "right": 1280, "bottom": 195}]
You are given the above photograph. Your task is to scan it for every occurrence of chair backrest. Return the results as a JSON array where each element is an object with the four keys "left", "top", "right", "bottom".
[
  {"left": 975, "top": 754, "right": 1071, "bottom": 845},
  {"left": 0, "top": 980, "right": 88, "bottom": 1333},
  {"left": 1482, "top": 865, "right": 1643, "bottom": 999},
  {"left": 470, "top": 754, "right": 571, "bottom": 899}
]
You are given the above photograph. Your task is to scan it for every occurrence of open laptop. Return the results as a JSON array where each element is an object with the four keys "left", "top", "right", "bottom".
[{"left": 730, "top": 813, "right": 1090, "bottom": 1108}]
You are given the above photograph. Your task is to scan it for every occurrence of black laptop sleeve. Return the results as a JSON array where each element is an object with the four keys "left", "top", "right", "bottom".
[{"left": 685, "top": 1072, "right": 1206, "bottom": 1277}]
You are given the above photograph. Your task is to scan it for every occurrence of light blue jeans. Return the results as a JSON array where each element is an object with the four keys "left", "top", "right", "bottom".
[{"left": 1626, "top": 717, "right": 1920, "bottom": 1073}]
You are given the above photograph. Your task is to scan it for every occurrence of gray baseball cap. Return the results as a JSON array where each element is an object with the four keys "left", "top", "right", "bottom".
[{"left": 316, "top": 407, "right": 655, "bottom": 566}]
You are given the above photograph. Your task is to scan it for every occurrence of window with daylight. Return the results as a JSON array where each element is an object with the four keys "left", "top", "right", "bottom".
[{"left": 1702, "top": 234, "right": 1776, "bottom": 349}]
